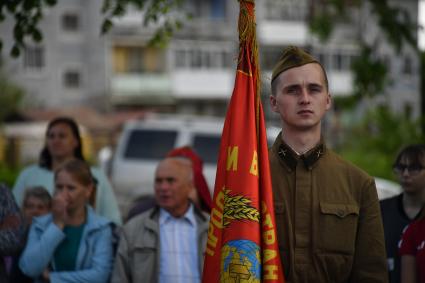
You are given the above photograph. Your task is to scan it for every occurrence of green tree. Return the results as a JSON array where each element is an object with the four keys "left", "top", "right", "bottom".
[
  {"left": 308, "top": 0, "right": 422, "bottom": 118},
  {"left": 0, "top": 70, "right": 24, "bottom": 122},
  {"left": 308, "top": 0, "right": 423, "bottom": 177},
  {"left": 0, "top": 65, "right": 25, "bottom": 186},
  {"left": 337, "top": 106, "right": 424, "bottom": 180}
]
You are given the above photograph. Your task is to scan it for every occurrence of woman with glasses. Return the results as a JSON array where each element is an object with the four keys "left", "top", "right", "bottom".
[{"left": 380, "top": 144, "right": 425, "bottom": 283}]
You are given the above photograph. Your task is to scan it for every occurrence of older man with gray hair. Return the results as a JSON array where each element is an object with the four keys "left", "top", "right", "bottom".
[{"left": 111, "top": 157, "right": 209, "bottom": 283}]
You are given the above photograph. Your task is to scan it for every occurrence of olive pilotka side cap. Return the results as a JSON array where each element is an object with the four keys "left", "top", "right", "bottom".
[{"left": 271, "top": 46, "right": 322, "bottom": 82}]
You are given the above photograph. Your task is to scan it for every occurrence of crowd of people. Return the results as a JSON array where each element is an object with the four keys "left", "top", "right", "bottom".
[
  {"left": 0, "top": 46, "right": 424, "bottom": 283},
  {"left": 0, "top": 114, "right": 214, "bottom": 283}
]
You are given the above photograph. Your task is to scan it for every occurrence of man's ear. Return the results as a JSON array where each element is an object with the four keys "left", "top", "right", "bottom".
[
  {"left": 270, "top": 95, "right": 278, "bottom": 113},
  {"left": 325, "top": 93, "right": 332, "bottom": 111}
]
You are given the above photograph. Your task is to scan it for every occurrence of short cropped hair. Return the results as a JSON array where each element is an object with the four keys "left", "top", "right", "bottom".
[{"left": 23, "top": 186, "right": 52, "bottom": 208}]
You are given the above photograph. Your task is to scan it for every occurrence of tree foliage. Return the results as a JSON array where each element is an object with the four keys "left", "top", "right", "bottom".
[
  {"left": 368, "top": 0, "right": 418, "bottom": 53},
  {"left": 308, "top": 0, "right": 424, "bottom": 178},
  {"left": 0, "top": 0, "right": 189, "bottom": 57},
  {"left": 309, "top": 0, "right": 418, "bottom": 52},
  {"left": 101, "top": 0, "right": 188, "bottom": 47},
  {"left": 337, "top": 107, "right": 424, "bottom": 180},
  {"left": 351, "top": 45, "right": 388, "bottom": 99},
  {"left": 0, "top": 0, "right": 56, "bottom": 57},
  {"left": 0, "top": 70, "right": 24, "bottom": 122},
  {"left": 308, "top": 0, "right": 418, "bottom": 101}
]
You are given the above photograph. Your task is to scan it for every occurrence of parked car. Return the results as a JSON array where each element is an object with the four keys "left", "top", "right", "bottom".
[
  {"left": 110, "top": 114, "right": 224, "bottom": 212},
  {"left": 374, "top": 177, "right": 401, "bottom": 200}
]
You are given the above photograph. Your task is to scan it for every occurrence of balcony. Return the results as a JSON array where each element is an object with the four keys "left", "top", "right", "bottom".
[
  {"left": 172, "top": 69, "right": 234, "bottom": 99},
  {"left": 258, "top": 21, "right": 309, "bottom": 46},
  {"left": 110, "top": 73, "right": 173, "bottom": 104}
]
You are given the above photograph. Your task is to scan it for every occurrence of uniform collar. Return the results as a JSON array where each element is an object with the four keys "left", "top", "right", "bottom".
[{"left": 277, "top": 139, "right": 325, "bottom": 171}]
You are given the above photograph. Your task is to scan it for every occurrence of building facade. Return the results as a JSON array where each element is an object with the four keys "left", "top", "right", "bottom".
[
  {"left": 0, "top": 0, "right": 108, "bottom": 109},
  {"left": 0, "top": 0, "right": 420, "bottom": 119}
]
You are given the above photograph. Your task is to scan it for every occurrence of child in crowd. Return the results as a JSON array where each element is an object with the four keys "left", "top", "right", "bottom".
[
  {"left": 22, "top": 186, "right": 52, "bottom": 226},
  {"left": 9, "top": 186, "right": 52, "bottom": 283}
]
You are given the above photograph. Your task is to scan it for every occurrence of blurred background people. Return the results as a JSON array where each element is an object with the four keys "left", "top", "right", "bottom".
[
  {"left": 125, "top": 146, "right": 213, "bottom": 222},
  {"left": 9, "top": 186, "right": 51, "bottom": 283},
  {"left": 166, "top": 146, "right": 213, "bottom": 213},
  {"left": 381, "top": 144, "right": 425, "bottom": 283},
  {"left": 12, "top": 116, "right": 122, "bottom": 225},
  {"left": 399, "top": 215, "right": 425, "bottom": 283},
  {"left": 112, "top": 157, "right": 209, "bottom": 283},
  {"left": 125, "top": 195, "right": 156, "bottom": 222},
  {"left": 0, "top": 183, "right": 25, "bottom": 283},
  {"left": 21, "top": 186, "right": 52, "bottom": 226},
  {"left": 19, "top": 159, "right": 114, "bottom": 283}
]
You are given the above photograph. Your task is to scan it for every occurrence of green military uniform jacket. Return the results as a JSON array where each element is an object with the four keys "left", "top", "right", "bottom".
[{"left": 269, "top": 134, "right": 388, "bottom": 282}]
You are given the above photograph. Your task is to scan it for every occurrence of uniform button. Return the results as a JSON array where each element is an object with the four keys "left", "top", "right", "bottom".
[{"left": 337, "top": 209, "right": 345, "bottom": 217}]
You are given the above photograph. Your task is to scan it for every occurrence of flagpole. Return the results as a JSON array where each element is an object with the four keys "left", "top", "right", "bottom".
[
  {"left": 238, "top": 0, "right": 261, "bottom": 137},
  {"left": 201, "top": 1, "right": 285, "bottom": 281}
]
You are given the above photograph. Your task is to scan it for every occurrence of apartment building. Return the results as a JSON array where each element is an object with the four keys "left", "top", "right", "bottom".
[
  {"left": 0, "top": 0, "right": 420, "bottom": 119},
  {"left": 109, "top": 0, "right": 237, "bottom": 116},
  {"left": 0, "top": 0, "right": 108, "bottom": 109}
]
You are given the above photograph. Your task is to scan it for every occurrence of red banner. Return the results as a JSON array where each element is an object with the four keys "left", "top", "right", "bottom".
[{"left": 201, "top": 1, "right": 285, "bottom": 282}]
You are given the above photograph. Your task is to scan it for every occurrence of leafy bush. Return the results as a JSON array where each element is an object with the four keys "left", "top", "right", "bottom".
[
  {"left": 0, "top": 162, "right": 21, "bottom": 188},
  {"left": 336, "top": 107, "right": 424, "bottom": 180}
]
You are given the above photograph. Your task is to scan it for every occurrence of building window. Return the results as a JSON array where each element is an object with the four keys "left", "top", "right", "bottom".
[
  {"left": 24, "top": 46, "right": 45, "bottom": 69},
  {"left": 62, "top": 13, "right": 79, "bottom": 32},
  {"left": 185, "top": 0, "right": 202, "bottom": 18},
  {"left": 260, "top": 46, "right": 283, "bottom": 70},
  {"left": 174, "top": 44, "right": 235, "bottom": 70},
  {"left": 313, "top": 49, "right": 357, "bottom": 71},
  {"left": 112, "top": 46, "right": 165, "bottom": 74},
  {"left": 185, "top": 0, "right": 225, "bottom": 19},
  {"left": 175, "top": 50, "right": 187, "bottom": 68},
  {"left": 333, "top": 54, "right": 343, "bottom": 71},
  {"left": 210, "top": 0, "right": 226, "bottom": 19},
  {"left": 402, "top": 56, "right": 412, "bottom": 75},
  {"left": 316, "top": 52, "right": 329, "bottom": 69},
  {"left": 265, "top": 0, "right": 308, "bottom": 21},
  {"left": 127, "top": 48, "right": 144, "bottom": 73},
  {"left": 63, "top": 70, "right": 80, "bottom": 88},
  {"left": 190, "top": 50, "right": 202, "bottom": 68}
]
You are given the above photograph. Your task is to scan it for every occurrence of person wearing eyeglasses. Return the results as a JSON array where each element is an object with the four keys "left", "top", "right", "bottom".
[{"left": 380, "top": 144, "right": 425, "bottom": 283}]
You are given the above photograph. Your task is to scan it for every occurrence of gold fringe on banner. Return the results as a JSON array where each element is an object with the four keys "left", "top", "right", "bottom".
[{"left": 238, "top": 0, "right": 261, "bottom": 137}]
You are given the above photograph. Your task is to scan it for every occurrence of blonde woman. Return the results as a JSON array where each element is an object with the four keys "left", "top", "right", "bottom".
[{"left": 19, "top": 160, "right": 113, "bottom": 283}]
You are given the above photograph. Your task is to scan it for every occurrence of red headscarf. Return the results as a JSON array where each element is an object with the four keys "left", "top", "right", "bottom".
[{"left": 166, "top": 146, "right": 212, "bottom": 213}]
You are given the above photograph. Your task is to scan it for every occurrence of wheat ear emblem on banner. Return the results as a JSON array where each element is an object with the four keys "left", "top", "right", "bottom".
[{"left": 222, "top": 188, "right": 260, "bottom": 227}]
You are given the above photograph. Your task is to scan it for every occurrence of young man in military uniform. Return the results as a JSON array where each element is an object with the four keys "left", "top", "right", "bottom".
[{"left": 268, "top": 46, "right": 388, "bottom": 282}]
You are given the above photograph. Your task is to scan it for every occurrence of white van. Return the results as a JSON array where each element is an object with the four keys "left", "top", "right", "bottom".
[{"left": 110, "top": 114, "right": 224, "bottom": 212}]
